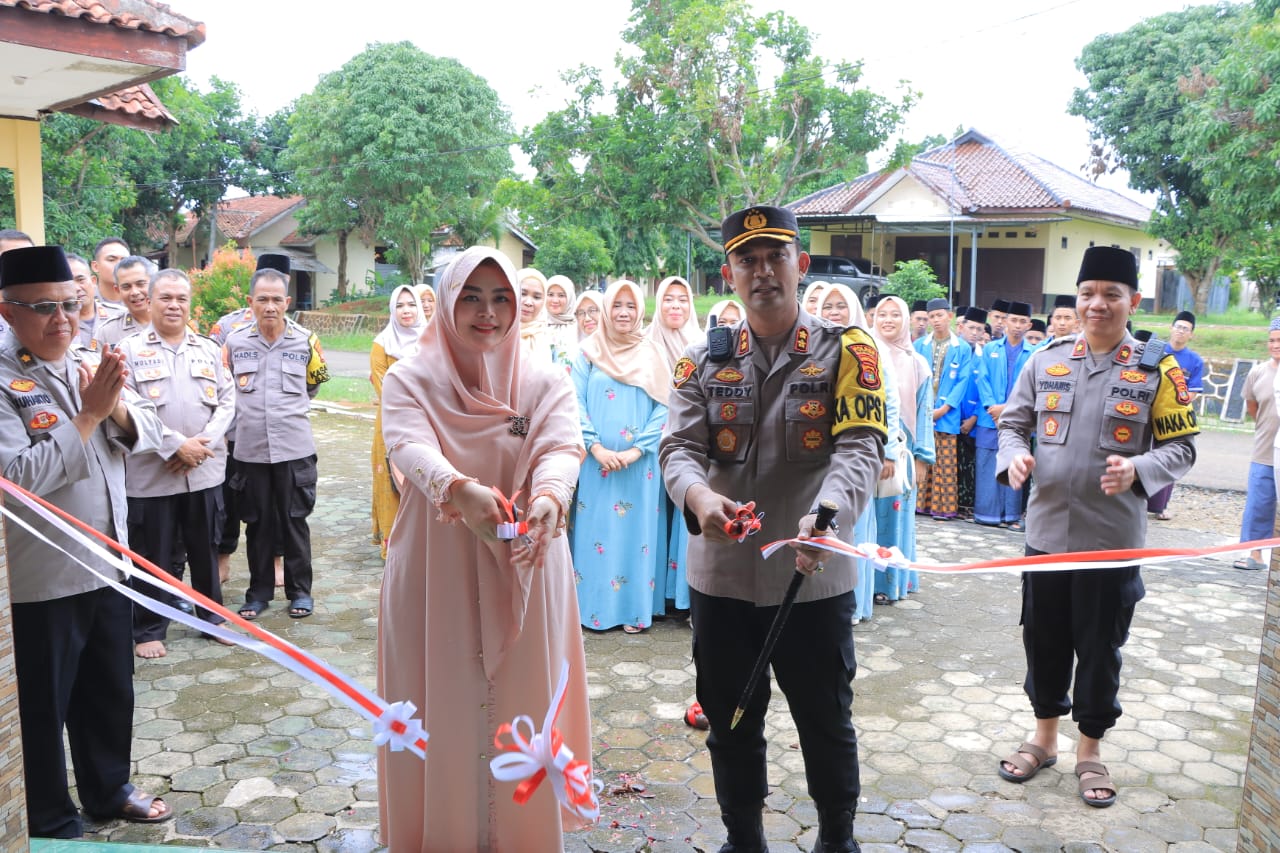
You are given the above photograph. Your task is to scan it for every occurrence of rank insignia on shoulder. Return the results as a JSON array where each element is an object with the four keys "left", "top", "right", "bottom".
[
  {"left": 736, "top": 328, "right": 750, "bottom": 356},
  {"left": 1071, "top": 339, "right": 1087, "bottom": 358},
  {"left": 672, "top": 357, "right": 697, "bottom": 388},
  {"left": 9, "top": 378, "right": 35, "bottom": 392},
  {"left": 1045, "top": 363, "right": 1070, "bottom": 377},
  {"left": 1116, "top": 344, "right": 1132, "bottom": 363},
  {"left": 714, "top": 367, "right": 743, "bottom": 383},
  {"left": 18, "top": 350, "right": 33, "bottom": 365},
  {"left": 794, "top": 327, "right": 809, "bottom": 353}
]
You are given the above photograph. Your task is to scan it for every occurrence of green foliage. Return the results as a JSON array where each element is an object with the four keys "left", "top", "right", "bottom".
[
  {"left": 1234, "top": 225, "right": 1280, "bottom": 312},
  {"left": 285, "top": 42, "right": 514, "bottom": 290},
  {"left": 883, "top": 259, "right": 945, "bottom": 305},
  {"left": 531, "top": 225, "right": 614, "bottom": 286},
  {"left": 524, "top": 0, "right": 913, "bottom": 253},
  {"left": 188, "top": 243, "right": 253, "bottom": 334},
  {"left": 1069, "top": 5, "right": 1250, "bottom": 314}
]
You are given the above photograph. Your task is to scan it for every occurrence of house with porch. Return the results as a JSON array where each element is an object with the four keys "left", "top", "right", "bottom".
[{"left": 788, "top": 129, "right": 1170, "bottom": 312}]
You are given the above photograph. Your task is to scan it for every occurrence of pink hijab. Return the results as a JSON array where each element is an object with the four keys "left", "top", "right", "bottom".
[
  {"left": 645, "top": 275, "right": 703, "bottom": 370},
  {"left": 872, "top": 294, "right": 927, "bottom": 442},
  {"left": 579, "top": 279, "right": 670, "bottom": 404}
]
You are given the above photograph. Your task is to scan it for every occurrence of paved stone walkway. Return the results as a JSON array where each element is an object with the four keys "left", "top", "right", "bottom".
[{"left": 80, "top": 412, "right": 1265, "bottom": 851}]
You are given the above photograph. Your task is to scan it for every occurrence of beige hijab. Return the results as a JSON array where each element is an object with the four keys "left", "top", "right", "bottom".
[
  {"left": 872, "top": 295, "right": 926, "bottom": 442},
  {"left": 545, "top": 274, "right": 577, "bottom": 327},
  {"left": 646, "top": 275, "right": 703, "bottom": 370},
  {"left": 822, "top": 282, "right": 866, "bottom": 328},
  {"left": 802, "top": 280, "right": 831, "bottom": 316},
  {"left": 704, "top": 298, "right": 743, "bottom": 331},
  {"left": 579, "top": 279, "right": 669, "bottom": 404},
  {"left": 516, "top": 267, "right": 548, "bottom": 353}
]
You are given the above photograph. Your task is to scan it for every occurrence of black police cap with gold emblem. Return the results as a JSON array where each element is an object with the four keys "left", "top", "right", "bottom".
[
  {"left": 721, "top": 206, "right": 799, "bottom": 255},
  {"left": 0, "top": 245, "right": 72, "bottom": 289}
]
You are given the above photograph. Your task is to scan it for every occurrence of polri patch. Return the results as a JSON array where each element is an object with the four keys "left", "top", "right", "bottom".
[{"left": 672, "top": 357, "right": 697, "bottom": 388}]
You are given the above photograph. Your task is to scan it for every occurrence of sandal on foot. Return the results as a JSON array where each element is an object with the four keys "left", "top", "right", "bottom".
[
  {"left": 684, "top": 702, "right": 709, "bottom": 730},
  {"left": 1234, "top": 557, "right": 1266, "bottom": 571},
  {"left": 238, "top": 600, "right": 269, "bottom": 620},
  {"left": 113, "top": 788, "right": 173, "bottom": 824},
  {"left": 873, "top": 592, "right": 891, "bottom": 605},
  {"left": 1075, "top": 760, "right": 1118, "bottom": 808},
  {"left": 1154, "top": 511, "right": 1172, "bottom": 521},
  {"left": 998, "top": 742, "right": 1057, "bottom": 782},
  {"left": 288, "top": 596, "right": 313, "bottom": 618}
]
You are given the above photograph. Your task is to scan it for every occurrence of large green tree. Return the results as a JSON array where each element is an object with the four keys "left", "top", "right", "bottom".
[
  {"left": 284, "top": 42, "right": 513, "bottom": 292},
  {"left": 1069, "top": 4, "right": 1251, "bottom": 314},
  {"left": 525, "top": 0, "right": 913, "bottom": 253}
]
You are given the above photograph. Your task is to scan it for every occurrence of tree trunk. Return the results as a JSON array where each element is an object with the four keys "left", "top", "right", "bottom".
[{"left": 337, "top": 230, "right": 349, "bottom": 299}]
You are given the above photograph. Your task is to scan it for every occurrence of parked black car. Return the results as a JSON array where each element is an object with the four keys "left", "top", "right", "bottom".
[{"left": 801, "top": 255, "right": 887, "bottom": 303}]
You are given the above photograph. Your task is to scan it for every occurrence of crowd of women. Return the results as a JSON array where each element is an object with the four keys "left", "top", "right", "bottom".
[{"left": 369, "top": 266, "right": 942, "bottom": 638}]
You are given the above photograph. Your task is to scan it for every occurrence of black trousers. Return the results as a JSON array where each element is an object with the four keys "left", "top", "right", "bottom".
[
  {"left": 217, "top": 440, "right": 241, "bottom": 555},
  {"left": 12, "top": 587, "right": 135, "bottom": 838},
  {"left": 1021, "top": 546, "right": 1138, "bottom": 739},
  {"left": 689, "top": 588, "right": 860, "bottom": 814},
  {"left": 233, "top": 455, "right": 317, "bottom": 604},
  {"left": 128, "top": 487, "right": 225, "bottom": 643}
]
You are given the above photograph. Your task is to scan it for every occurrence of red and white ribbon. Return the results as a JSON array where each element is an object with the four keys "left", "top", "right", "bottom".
[
  {"left": 760, "top": 534, "right": 1280, "bottom": 575},
  {"left": 493, "top": 486, "right": 530, "bottom": 541},
  {"left": 0, "top": 476, "right": 428, "bottom": 758},
  {"left": 490, "top": 658, "right": 601, "bottom": 822}
]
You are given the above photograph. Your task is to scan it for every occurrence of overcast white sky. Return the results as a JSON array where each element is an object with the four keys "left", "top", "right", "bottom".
[{"left": 182, "top": 0, "right": 1198, "bottom": 201}]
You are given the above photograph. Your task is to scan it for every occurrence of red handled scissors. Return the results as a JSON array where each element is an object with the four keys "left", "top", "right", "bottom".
[{"left": 723, "top": 501, "right": 764, "bottom": 543}]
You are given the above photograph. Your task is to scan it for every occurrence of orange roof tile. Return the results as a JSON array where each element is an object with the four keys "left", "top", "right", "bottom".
[
  {"left": 0, "top": 0, "right": 206, "bottom": 46},
  {"left": 176, "top": 195, "right": 306, "bottom": 244},
  {"left": 790, "top": 129, "right": 1150, "bottom": 226},
  {"left": 61, "top": 82, "right": 176, "bottom": 129}
]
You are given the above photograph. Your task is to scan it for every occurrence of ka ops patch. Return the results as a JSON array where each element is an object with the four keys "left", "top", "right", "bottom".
[{"left": 832, "top": 327, "right": 888, "bottom": 440}]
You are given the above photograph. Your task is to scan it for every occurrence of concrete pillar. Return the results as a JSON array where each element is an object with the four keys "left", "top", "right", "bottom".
[
  {"left": 0, "top": 117, "right": 46, "bottom": 244},
  {"left": 1239, "top": 532, "right": 1280, "bottom": 851}
]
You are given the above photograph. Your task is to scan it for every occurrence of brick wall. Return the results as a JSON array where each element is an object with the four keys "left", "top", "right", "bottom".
[
  {"left": 0, "top": 527, "right": 30, "bottom": 848},
  {"left": 1239, "top": 539, "right": 1279, "bottom": 851}
]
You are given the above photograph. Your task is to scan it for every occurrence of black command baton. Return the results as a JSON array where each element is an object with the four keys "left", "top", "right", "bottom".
[{"left": 730, "top": 499, "right": 838, "bottom": 729}]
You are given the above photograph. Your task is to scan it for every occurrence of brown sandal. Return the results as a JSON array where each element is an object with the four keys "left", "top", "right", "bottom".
[
  {"left": 997, "top": 741, "right": 1057, "bottom": 782},
  {"left": 1075, "top": 760, "right": 1117, "bottom": 807}
]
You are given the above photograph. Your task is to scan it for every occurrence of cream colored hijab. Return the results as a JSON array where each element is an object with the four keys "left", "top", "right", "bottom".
[
  {"left": 872, "top": 295, "right": 925, "bottom": 442},
  {"left": 545, "top": 274, "right": 577, "bottom": 327},
  {"left": 802, "top": 280, "right": 831, "bottom": 317},
  {"left": 574, "top": 291, "right": 604, "bottom": 340},
  {"left": 516, "top": 267, "right": 548, "bottom": 353},
  {"left": 704, "top": 299, "right": 743, "bottom": 331},
  {"left": 646, "top": 276, "right": 703, "bottom": 370},
  {"left": 374, "top": 284, "right": 425, "bottom": 360},
  {"left": 579, "top": 280, "right": 669, "bottom": 405}
]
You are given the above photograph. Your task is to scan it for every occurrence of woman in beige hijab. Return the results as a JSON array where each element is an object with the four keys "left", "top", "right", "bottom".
[
  {"left": 571, "top": 279, "right": 669, "bottom": 634},
  {"left": 517, "top": 266, "right": 551, "bottom": 363},
  {"left": 378, "top": 247, "right": 593, "bottom": 851},
  {"left": 545, "top": 273, "right": 578, "bottom": 370}
]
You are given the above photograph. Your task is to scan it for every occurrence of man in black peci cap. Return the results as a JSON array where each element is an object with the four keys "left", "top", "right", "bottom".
[
  {"left": 988, "top": 298, "right": 1010, "bottom": 339},
  {"left": 910, "top": 299, "right": 928, "bottom": 341},
  {"left": 663, "top": 204, "right": 887, "bottom": 852},
  {"left": 0, "top": 245, "right": 172, "bottom": 835},
  {"left": 1047, "top": 293, "right": 1079, "bottom": 342},
  {"left": 995, "top": 246, "right": 1197, "bottom": 809}
]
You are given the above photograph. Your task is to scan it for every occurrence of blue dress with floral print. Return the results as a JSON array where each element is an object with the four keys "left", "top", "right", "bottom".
[{"left": 569, "top": 355, "right": 668, "bottom": 631}]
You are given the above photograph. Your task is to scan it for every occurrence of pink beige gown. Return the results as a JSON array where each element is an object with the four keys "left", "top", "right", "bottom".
[{"left": 377, "top": 334, "right": 592, "bottom": 851}]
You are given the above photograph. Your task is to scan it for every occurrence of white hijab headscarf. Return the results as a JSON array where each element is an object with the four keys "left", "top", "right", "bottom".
[
  {"left": 374, "top": 284, "right": 425, "bottom": 360},
  {"left": 704, "top": 299, "right": 744, "bottom": 331}
]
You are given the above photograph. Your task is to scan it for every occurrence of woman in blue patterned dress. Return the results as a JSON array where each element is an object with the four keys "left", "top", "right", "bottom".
[
  {"left": 871, "top": 295, "right": 936, "bottom": 603},
  {"left": 570, "top": 280, "right": 670, "bottom": 633}
]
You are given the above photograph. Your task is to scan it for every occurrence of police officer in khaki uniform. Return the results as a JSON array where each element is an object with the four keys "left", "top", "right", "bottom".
[
  {"left": 226, "top": 263, "right": 328, "bottom": 619},
  {"left": 93, "top": 255, "right": 154, "bottom": 349},
  {"left": 213, "top": 254, "right": 287, "bottom": 584},
  {"left": 996, "top": 246, "right": 1197, "bottom": 808},
  {"left": 0, "top": 245, "right": 170, "bottom": 836},
  {"left": 91, "top": 236, "right": 130, "bottom": 321},
  {"left": 119, "top": 269, "right": 236, "bottom": 659},
  {"left": 661, "top": 206, "right": 887, "bottom": 853}
]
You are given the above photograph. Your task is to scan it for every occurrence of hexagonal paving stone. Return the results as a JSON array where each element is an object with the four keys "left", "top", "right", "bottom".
[
  {"left": 174, "top": 805, "right": 239, "bottom": 837},
  {"left": 278, "top": 811, "right": 338, "bottom": 842},
  {"left": 236, "top": 795, "right": 300, "bottom": 824}
]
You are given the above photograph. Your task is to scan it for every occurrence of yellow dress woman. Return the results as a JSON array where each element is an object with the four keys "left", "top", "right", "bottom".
[{"left": 370, "top": 285, "right": 425, "bottom": 556}]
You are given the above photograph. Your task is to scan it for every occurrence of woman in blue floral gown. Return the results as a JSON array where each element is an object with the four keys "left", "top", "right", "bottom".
[{"left": 570, "top": 280, "right": 671, "bottom": 633}]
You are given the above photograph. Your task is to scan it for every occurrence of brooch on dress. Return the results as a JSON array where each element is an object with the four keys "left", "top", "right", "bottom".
[{"left": 507, "top": 415, "right": 530, "bottom": 437}]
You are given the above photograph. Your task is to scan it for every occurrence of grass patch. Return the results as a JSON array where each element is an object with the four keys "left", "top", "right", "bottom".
[
  {"left": 319, "top": 330, "right": 378, "bottom": 351},
  {"left": 316, "top": 375, "right": 375, "bottom": 408}
]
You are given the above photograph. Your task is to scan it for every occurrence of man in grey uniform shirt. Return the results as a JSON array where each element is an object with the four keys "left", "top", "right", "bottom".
[
  {"left": 0, "top": 245, "right": 169, "bottom": 836},
  {"left": 661, "top": 205, "right": 887, "bottom": 853},
  {"left": 995, "top": 246, "right": 1197, "bottom": 808},
  {"left": 226, "top": 264, "right": 329, "bottom": 620},
  {"left": 119, "top": 268, "right": 236, "bottom": 659}
]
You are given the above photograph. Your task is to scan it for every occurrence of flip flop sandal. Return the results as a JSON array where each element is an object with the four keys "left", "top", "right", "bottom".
[
  {"left": 238, "top": 600, "right": 269, "bottom": 620},
  {"left": 114, "top": 788, "right": 174, "bottom": 824},
  {"left": 997, "top": 742, "right": 1057, "bottom": 783},
  {"left": 1075, "top": 760, "right": 1118, "bottom": 808},
  {"left": 684, "top": 702, "right": 709, "bottom": 731},
  {"left": 1234, "top": 557, "right": 1266, "bottom": 571},
  {"left": 289, "top": 596, "right": 314, "bottom": 619},
  {"left": 873, "top": 592, "right": 892, "bottom": 605}
]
